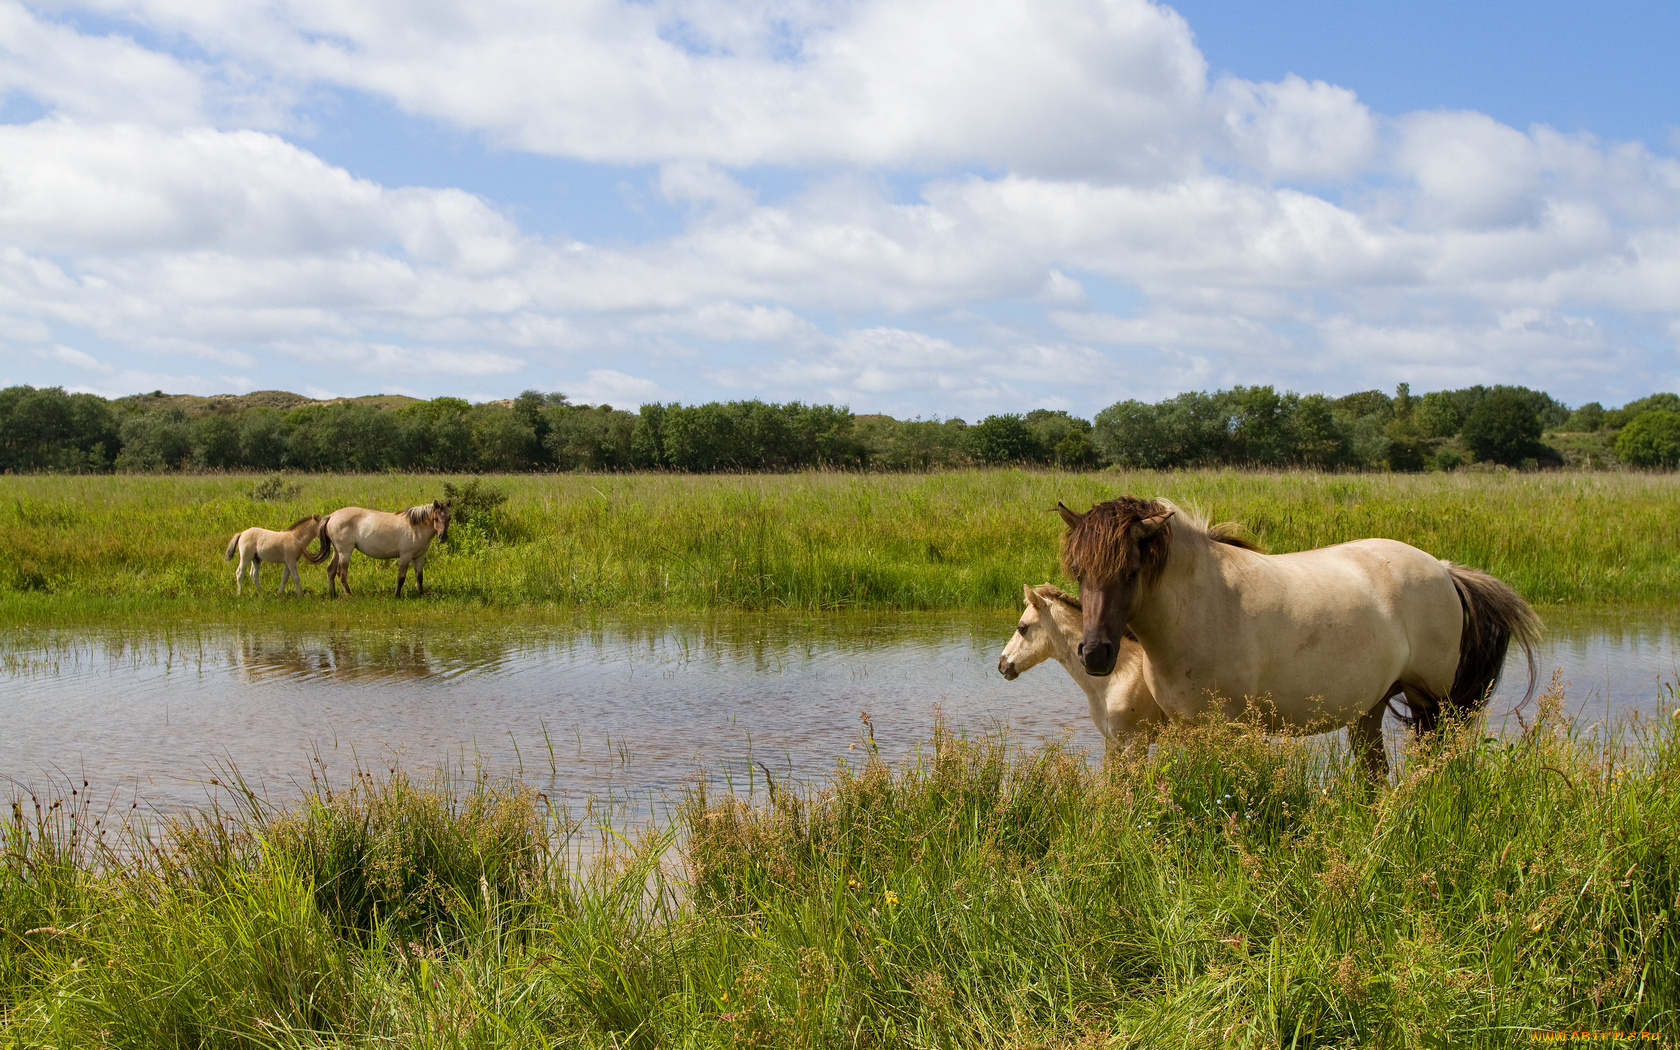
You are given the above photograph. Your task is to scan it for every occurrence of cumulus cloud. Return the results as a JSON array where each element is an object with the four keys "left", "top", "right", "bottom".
[
  {"left": 1, "top": 0, "right": 1679, "bottom": 412},
  {"left": 571, "top": 368, "right": 663, "bottom": 406},
  {"left": 63, "top": 0, "right": 1211, "bottom": 177},
  {"left": 1222, "top": 74, "right": 1377, "bottom": 180},
  {"left": 0, "top": 2, "right": 204, "bottom": 124}
]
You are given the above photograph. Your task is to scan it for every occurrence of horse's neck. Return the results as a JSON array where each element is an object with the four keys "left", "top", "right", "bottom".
[
  {"left": 1048, "top": 649, "right": 1108, "bottom": 705},
  {"left": 1131, "top": 530, "right": 1227, "bottom": 656},
  {"left": 1044, "top": 614, "right": 1110, "bottom": 704}
]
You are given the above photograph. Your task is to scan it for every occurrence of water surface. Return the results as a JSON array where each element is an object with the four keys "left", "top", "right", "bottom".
[{"left": 4, "top": 607, "right": 1676, "bottom": 819}]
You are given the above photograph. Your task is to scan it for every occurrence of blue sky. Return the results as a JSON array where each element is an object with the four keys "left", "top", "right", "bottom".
[
  {"left": 1, "top": 0, "right": 1677, "bottom": 417},
  {"left": 1177, "top": 0, "right": 1680, "bottom": 147}
]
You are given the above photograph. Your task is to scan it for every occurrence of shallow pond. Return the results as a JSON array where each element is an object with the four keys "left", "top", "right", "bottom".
[{"left": 3, "top": 606, "right": 1678, "bottom": 820}]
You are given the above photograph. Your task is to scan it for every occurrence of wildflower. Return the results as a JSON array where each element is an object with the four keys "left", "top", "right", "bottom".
[{"left": 884, "top": 890, "right": 899, "bottom": 906}]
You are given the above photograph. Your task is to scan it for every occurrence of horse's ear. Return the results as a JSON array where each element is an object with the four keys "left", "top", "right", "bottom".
[
  {"left": 1025, "top": 584, "right": 1053, "bottom": 612},
  {"left": 1056, "top": 502, "right": 1083, "bottom": 528},
  {"left": 1135, "top": 508, "right": 1175, "bottom": 537}
]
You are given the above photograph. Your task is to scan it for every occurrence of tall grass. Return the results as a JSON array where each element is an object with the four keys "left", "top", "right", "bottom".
[
  {"left": 3, "top": 469, "right": 1678, "bottom": 621},
  {"left": 4, "top": 686, "right": 1677, "bottom": 1046}
]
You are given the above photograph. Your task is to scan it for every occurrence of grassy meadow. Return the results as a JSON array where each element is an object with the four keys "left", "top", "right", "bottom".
[
  {"left": 2, "top": 687, "right": 1676, "bottom": 1047},
  {"left": 2, "top": 468, "right": 1678, "bottom": 624}
]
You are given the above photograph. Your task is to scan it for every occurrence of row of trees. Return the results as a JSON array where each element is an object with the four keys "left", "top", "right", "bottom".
[
  {"left": 1092, "top": 384, "right": 1576, "bottom": 471},
  {"left": 4, "top": 382, "right": 1679, "bottom": 474}
]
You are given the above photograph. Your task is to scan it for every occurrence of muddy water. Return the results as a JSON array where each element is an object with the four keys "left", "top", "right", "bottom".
[{"left": 3, "top": 607, "right": 1677, "bottom": 819}]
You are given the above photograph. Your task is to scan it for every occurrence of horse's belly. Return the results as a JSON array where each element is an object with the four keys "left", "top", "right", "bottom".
[{"left": 1149, "top": 610, "right": 1410, "bottom": 730}]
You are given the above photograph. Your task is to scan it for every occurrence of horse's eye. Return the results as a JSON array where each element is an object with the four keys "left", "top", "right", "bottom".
[{"left": 1016, "top": 623, "right": 1030, "bottom": 636}]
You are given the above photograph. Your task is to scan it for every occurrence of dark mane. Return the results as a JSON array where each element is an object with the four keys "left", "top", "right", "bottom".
[
  {"left": 403, "top": 504, "right": 433, "bottom": 525},
  {"left": 1060, "top": 500, "right": 1266, "bottom": 586},
  {"left": 1059, "top": 497, "right": 1175, "bottom": 586},
  {"left": 283, "top": 514, "right": 318, "bottom": 532},
  {"left": 1208, "top": 523, "right": 1265, "bottom": 553}
]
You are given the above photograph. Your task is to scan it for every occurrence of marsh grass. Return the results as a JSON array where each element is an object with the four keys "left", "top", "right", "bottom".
[
  {"left": 3, "top": 687, "right": 1677, "bottom": 1047},
  {"left": 2, "top": 469, "right": 1678, "bottom": 623}
]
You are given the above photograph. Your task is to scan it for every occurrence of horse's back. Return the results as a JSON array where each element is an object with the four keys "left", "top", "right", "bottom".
[
  {"left": 325, "top": 505, "right": 423, "bottom": 560},
  {"left": 1260, "top": 538, "right": 1455, "bottom": 608}
]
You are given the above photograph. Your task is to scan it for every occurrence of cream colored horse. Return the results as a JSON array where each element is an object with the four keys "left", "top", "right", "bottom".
[
  {"left": 319, "top": 502, "right": 451, "bottom": 598},
  {"left": 998, "top": 584, "right": 1165, "bottom": 746},
  {"left": 223, "top": 515, "right": 326, "bottom": 596},
  {"left": 1057, "top": 497, "right": 1540, "bottom": 781}
]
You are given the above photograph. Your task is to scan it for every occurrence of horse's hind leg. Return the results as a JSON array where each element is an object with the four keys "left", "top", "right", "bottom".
[
  {"left": 329, "top": 553, "right": 350, "bottom": 597},
  {"left": 1349, "top": 701, "right": 1390, "bottom": 786}
]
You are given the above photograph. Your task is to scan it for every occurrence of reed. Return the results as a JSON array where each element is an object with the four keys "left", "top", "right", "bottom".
[
  {"left": 3, "top": 687, "right": 1677, "bottom": 1047},
  {"left": 3, "top": 469, "right": 1677, "bottom": 622}
]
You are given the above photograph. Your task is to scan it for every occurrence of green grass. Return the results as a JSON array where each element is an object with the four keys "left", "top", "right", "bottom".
[
  {"left": 3, "top": 684, "right": 1677, "bottom": 1047},
  {"left": 3, "top": 469, "right": 1678, "bottom": 625}
]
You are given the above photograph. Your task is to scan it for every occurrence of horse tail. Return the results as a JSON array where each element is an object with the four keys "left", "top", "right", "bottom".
[
  {"left": 225, "top": 532, "right": 241, "bottom": 562},
  {"left": 307, "top": 515, "right": 333, "bottom": 566},
  {"left": 1415, "top": 563, "right": 1540, "bottom": 733}
]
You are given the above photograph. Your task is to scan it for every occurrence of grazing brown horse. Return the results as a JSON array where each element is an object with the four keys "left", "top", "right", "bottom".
[
  {"left": 223, "top": 515, "right": 327, "bottom": 596},
  {"left": 1055, "top": 497, "right": 1539, "bottom": 781},
  {"left": 318, "top": 502, "right": 450, "bottom": 597}
]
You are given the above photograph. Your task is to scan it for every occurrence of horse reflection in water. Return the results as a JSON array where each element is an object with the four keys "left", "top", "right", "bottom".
[
  {"left": 1054, "top": 497, "right": 1540, "bottom": 782},
  {"left": 318, "top": 502, "right": 451, "bottom": 598},
  {"left": 232, "top": 631, "right": 440, "bottom": 681}
]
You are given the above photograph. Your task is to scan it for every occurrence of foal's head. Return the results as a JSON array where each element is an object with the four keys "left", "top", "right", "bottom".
[
  {"left": 1057, "top": 497, "right": 1175, "bottom": 676},
  {"left": 998, "top": 583, "right": 1082, "bottom": 680}
]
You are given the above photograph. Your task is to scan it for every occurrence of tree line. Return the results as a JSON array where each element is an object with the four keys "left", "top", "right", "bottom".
[{"left": 3, "top": 382, "right": 1679, "bottom": 474}]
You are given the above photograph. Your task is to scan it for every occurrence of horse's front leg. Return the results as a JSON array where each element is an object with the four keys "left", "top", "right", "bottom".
[
  {"left": 1350, "top": 702, "right": 1390, "bottom": 786},
  {"left": 396, "top": 557, "right": 410, "bottom": 598},
  {"left": 284, "top": 559, "right": 301, "bottom": 597},
  {"left": 413, "top": 553, "right": 426, "bottom": 597}
]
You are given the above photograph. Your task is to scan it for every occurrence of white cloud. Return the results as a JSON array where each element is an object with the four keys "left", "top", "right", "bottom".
[
  {"left": 571, "top": 368, "right": 662, "bottom": 406},
  {"left": 1222, "top": 74, "right": 1376, "bottom": 180},
  {"left": 1, "top": 0, "right": 1679, "bottom": 412},
  {"left": 0, "top": 1, "right": 204, "bottom": 124}
]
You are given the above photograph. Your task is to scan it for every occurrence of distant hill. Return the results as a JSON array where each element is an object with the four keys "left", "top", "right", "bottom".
[{"left": 112, "top": 390, "right": 424, "bottom": 416}]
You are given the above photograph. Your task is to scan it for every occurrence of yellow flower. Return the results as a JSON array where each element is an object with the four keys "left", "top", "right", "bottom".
[{"left": 884, "top": 890, "right": 899, "bottom": 906}]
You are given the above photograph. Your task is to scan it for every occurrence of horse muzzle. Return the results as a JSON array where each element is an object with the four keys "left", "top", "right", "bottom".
[
  {"left": 1077, "top": 640, "right": 1117, "bottom": 677},
  {"left": 997, "top": 655, "right": 1019, "bottom": 680}
]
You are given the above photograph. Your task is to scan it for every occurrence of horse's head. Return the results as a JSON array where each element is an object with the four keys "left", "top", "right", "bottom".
[
  {"left": 1058, "top": 497, "right": 1174, "bottom": 676},
  {"left": 431, "top": 501, "right": 452, "bottom": 541},
  {"left": 999, "top": 585, "right": 1050, "bottom": 680},
  {"left": 998, "top": 584, "right": 1083, "bottom": 680}
]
